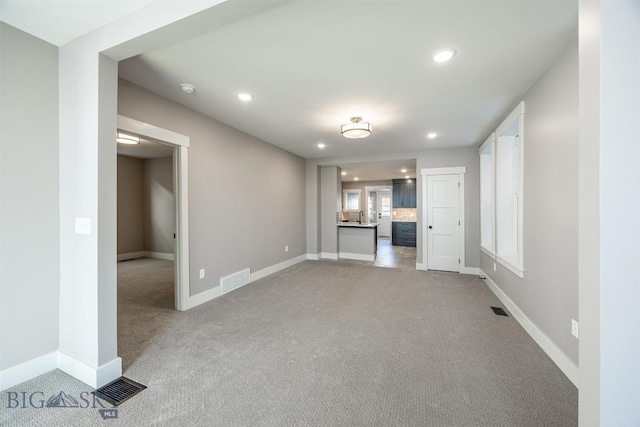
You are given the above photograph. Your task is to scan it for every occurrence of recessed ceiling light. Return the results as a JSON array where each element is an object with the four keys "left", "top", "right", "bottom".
[
  {"left": 407, "top": 179, "right": 412, "bottom": 183},
  {"left": 237, "top": 93, "right": 254, "bottom": 102},
  {"left": 341, "top": 171, "right": 347, "bottom": 176},
  {"left": 427, "top": 132, "right": 438, "bottom": 139},
  {"left": 405, "top": 175, "right": 410, "bottom": 179},
  {"left": 400, "top": 168, "right": 407, "bottom": 173},
  {"left": 317, "top": 143, "right": 326, "bottom": 149},
  {"left": 180, "top": 83, "right": 195, "bottom": 94},
  {"left": 432, "top": 48, "right": 456, "bottom": 63},
  {"left": 354, "top": 177, "right": 359, "bottom": 181},
  {"left": 116, "top": 132, "right": 139, "bottom": 144}
]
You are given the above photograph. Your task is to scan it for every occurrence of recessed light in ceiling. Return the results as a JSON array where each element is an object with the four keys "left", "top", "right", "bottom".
[
  {"left": 405, "top": 175, "right": 410, "bottom": 179},
  {"left": 238, "top": 93, "right": 254, "bottom": 102},
  {"left": 354, "top": 177, "right": 359, "bottom": 181},
  {"left": 432, "top": 48, "right": 456, "bottom": 63},
  {"left": 180, "top": 83, "right": 196, "bottom": 94},
  {"left": 116, "top": 132, "right": 140, "bottom": 145},
  {"left": 427, "top": 132, "right": 438, "bottom": 139},
  {"left": 400, "top": 168, "right": 407, "bottom": 173},
  {"left": 341, "top": 171, "right": 347, "bottom": 176},
  {"left": 317, "top": 143, "right": 326, "bottom": 149},
  {"left": 407, "top": 179, "right": 412, "bottom": 183}
]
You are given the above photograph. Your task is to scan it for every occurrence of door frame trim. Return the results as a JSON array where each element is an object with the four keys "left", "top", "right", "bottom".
[
  {"left": 419, "top": 167, "right": 466, "bottom": 272},
  {"left": 117, "top": 115, "right": 190, "bottom": 311},
  {"left": 365, "top": 185, "right": 392, "bottom": 235}
]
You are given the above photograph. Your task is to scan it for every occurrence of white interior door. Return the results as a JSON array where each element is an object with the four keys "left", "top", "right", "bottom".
[
  {"left": 427, "top": 174, "right": 460, "bottom": 272},
  {"left": 377, "top": 191, "right": 391, "bottom": 236}
]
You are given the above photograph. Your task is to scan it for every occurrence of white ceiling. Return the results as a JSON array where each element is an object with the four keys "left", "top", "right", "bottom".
[
  {"left": 119, "top": 0, "right": 577, "bottom": 160},
  {"left": 339, "top": 159, "right": 417, "bottom": 183},
  {"left": 0, "top": 0, "right": 156, "bottom": 46}
]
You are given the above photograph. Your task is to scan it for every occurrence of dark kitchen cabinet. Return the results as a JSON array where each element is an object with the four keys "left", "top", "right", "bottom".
[
  {"left": 392, "top": 179, "right": 416, "bottom": 208},
  {"left": 392, "top": 221, "right": 416, "bottom": 247}
]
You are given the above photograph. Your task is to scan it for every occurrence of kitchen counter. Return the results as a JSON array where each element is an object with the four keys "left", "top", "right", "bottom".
[
  {"left": 337, "top": 223, "right": 378, "bottom": 261},
  {"left": 337, "top": 222, "right": 380, "bottom": 228}
]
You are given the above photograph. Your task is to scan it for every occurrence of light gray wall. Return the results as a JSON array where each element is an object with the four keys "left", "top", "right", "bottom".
[
  {"left": 415, "top": 147, "right": 480, "bottom": 268},
  {"left": 117, "top": 155, "right": 144, "bottom": 254},
  {"left": 341, "top": 180, "right": 392, "bottom": 212},
  {"left": 0, "top": 23, "right": 59, "bottom": 370},
  {"left": 480, "top": 40, "right": 578, "bottom": 365},
  {"left": 143, "top": 156, "right": 174, "bottom": 254},
  {"left": 320, "top": 166, "right": 341, "bottom": 255},
  {"left": 118, "top": 79, "right": 306, "bottom": 296}
]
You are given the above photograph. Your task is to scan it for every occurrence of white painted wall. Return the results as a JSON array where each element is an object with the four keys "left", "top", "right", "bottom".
[
  {"left": 143, "top": 157, "right": 174, "bottom": 255},
  {"left": 0, "top": 22, "right": 59, "bottom": 371}
]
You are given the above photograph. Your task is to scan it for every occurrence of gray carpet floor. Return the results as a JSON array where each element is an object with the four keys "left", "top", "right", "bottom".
[{"left": 0, "top": 258, "right": 577, "bottom": 426}]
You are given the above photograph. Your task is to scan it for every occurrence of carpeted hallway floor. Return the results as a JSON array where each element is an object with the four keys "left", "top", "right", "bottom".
[{"left": 0, "top": 258, "right": 578, "bottom": 426}]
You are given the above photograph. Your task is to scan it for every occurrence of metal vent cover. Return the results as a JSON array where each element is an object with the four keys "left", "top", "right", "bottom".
[
  {"left": 92, "top": 377, "right": 146, "bottom": 406},
  {"left": 490, "top": 306, "right": 509, "bottom": 317}
]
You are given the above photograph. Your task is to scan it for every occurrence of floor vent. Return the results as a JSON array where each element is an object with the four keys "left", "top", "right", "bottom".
[
  {"left": 490, "top": 306, "right": 509, "bottom": 317},
  {"left": 92, "top": 377, "right": 146, "bottom": 406},
  {"left": 221, "top": 268, "right": 251, "bottom": 293}
]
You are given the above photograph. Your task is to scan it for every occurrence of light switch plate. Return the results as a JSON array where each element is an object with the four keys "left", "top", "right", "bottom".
[
  {"left": 75, "top": 218, "right": 91, "bottom": 235},
  {"left": 199, "top": 269, "right": 205, "bottom": 279},
  {"left": 571, "top": 319, "right": 579, "bottom": 339}
]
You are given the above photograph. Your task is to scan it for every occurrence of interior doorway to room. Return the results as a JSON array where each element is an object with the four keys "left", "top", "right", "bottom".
[{"left": 116, "top": 135, "right": 176, "bottom": 307}]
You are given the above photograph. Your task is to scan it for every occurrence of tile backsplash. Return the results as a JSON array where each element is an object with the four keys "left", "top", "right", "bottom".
[{"left": 392, "top": 208, "right": 417, "bottom": 222}]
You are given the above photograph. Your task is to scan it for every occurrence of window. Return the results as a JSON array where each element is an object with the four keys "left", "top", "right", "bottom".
[
  {"left": 343, "top": 189, "right": 361, "bottom": 211},
  {"left": 479, "top": 102, "right": 524, "bottom": 278}
]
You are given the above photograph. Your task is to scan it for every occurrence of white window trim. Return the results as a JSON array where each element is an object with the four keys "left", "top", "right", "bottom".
[
  {"left": 479, "top": 132, "right": 496, "bottom": 259},
  {"left": 343, "top": 188, "right": 362, "bottom": 212}
]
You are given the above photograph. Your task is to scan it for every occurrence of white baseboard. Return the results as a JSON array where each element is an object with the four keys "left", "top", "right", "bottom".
[
  {"left": 184, "top": 286, "right": 222, "bottom": 310},
  {"left": 57, "top": 352, "right": 122, "bottom": 389},
  {"left": 460, "top": 266, "right": 480, "bottom": 275},
  {"left": 0, "top": 351, "right": 57, "bottom": 391},
  {"left": 339, "top": 252, "right": 375, "bottom": 262},
  {"left": 145, "top": 251, "right": 174, "bottom": 261},
  {"left": 117, "top": 251, "right": 174, "bottom": 262},
  {"left": 251, "top": 255, "right": 307, "bottom": 282},
  {"left": 416, "top": 262, "right": 428, "bottom": 271},
  {"left": 306, "top": 253, "right": 319, "bottom": 260},
  {"left": 320, "top": 252, "right": 338, "bottom": 260},
  {"left": 479, "top": 269, "right": 579, "bottom": 387},
  {"left": 117, "top": 251, "right": 145, "bottom": 261}
]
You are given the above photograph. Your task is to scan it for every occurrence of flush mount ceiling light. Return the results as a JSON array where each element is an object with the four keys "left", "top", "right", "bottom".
[
  {"left": 116, "top": 132, "right": 139, "bottom": 145},
  {"left": 180, "top": 83, "right": 196, "bottom": 94},
  {"left": 432, "top": 48, "right": 456, "bottom": 63},
  {"left": 341, "top": 117, "right": 372, "bottom": 139},
  {"left": 237, "top": 93, "right": 254, "bottom": 102},
  {"left": 427, "top": 132, "right": 438, "bottom": 139}
]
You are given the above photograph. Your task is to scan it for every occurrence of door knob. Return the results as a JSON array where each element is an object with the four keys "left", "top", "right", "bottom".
[{"left": 428, "top": 226, "right": 433, "bottom": 229}]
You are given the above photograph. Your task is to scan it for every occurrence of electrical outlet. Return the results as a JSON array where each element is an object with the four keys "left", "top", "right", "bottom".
[
  {"left": 493, "top": 262, "right": 497, "bottom": 272},
  {"left": 199, "top": 269, "right": 205, "bottom": 279},
  {"left": 571, "top": 319, "right": 579, "bottom": 339},
  {"left": 285, "top": 245, "right": 289, "bottom": 252}
]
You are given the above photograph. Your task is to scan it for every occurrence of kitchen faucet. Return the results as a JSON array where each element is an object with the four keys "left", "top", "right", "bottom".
[{"left": 358, "top": 210, "right": 364, "bottom": 224}]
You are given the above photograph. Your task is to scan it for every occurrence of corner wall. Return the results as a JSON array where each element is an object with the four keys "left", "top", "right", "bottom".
[
  {"left": 0, "top": 23, "right": 59, "bottom": 375},
  {"left": 480, "top": 40, "right": 579, "bottom": 376}
]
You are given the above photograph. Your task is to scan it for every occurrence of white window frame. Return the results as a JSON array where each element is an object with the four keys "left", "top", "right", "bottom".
[
  {"left": 479, "top": 102, "right": 524, "bottom": 278},
  {"left": 479, "top": 132, "right": 496, "bottom": 259},
  {"left": 343, "top": 189, "right": 362, "bottom": 212}
]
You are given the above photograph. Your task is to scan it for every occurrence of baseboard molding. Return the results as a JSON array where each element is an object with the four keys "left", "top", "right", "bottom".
[
  {"left": 117, "top": 251, "right": 174, "bottom": 262},
  {"left": 0, "top": 351, "right": 57, "bottom": 391},
  {"left": 479, "top": 269, "right": 579, "bottom": 387},
  {"left": 145, "top": 251, "right": 174, "bottom": 261},
  {"left": 251, "top": 255, "right": 307, "bottom": 283},
  {"left": 184, "top": 286, "right": 222, "bottom": 310},
  {"left": 117, "top": 251, "right": 145, "bottom": 261},
  {"left": 339, "top": 252, "right": 375, "bottom": 262},
  {"left": 460, "top": 266, "right": 480, "bottom": 275},
  {"left": 320, "top": 252, "right": 338, "bottom": 260},
  {"left": 57, "top": 352, "right": 122, "bottom": 389},
  {"left": 416, "top": 262, "right": 428, "bottom": 271},
  {"left": 306, "top": 253, "right": 319, "bottom": 260}
]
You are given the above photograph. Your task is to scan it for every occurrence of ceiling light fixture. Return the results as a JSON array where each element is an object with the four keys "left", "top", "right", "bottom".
[
  {"left": 116, "top": 132, "right": 140, "bottom": 145},
  {"left": 180, "top": 83, "right": 196, "bottom": 94},
  {"left": 238, "top": 93, "right": 254, "bottom": 102},
  {"left": 427, "top": 132, "right": 438, "bottom": 139},
  {"left": 317, "top": 143, "right": 326, "bottom": 149},
  {"left": 341, "top": 171, "right": 347, "bottom": 176},
  {"left": 405, "top": 175, "right": 410, "bottom": 179},
  {"left": 341, "top": 117, "right": 372, "bottom": 139},
  {"left": 354, "top": 177, "right": 359, "bottom": 181},
  {"left": 401, "top": 168, "right": 407, "bottom": 173},
  {"left": 432, "top": 48, "right": 456, "bottom": 63}
]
